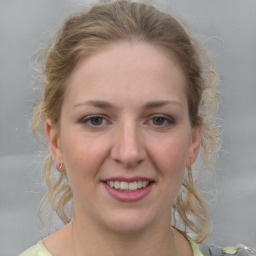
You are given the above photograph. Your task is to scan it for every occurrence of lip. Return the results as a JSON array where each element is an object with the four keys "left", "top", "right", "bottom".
[
  {"left": 102, "top": 176, "right": 153, "bottom": 182},
  {"left": 102, "top": 177, "right": 154, "bottom": 203}
]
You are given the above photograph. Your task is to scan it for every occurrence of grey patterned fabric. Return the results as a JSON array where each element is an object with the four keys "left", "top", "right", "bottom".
[{"left": 199, "top": 244, "right": 256, "bottom": 256}]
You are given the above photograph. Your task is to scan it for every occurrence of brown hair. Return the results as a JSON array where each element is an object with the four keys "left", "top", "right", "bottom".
[{"left": 32, "top": 0, "right": 220, "bottom": 243}]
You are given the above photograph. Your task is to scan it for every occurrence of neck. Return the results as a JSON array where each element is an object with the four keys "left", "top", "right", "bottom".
[{"left": 71, "top": 212, "right": 178, "bottom": 256}]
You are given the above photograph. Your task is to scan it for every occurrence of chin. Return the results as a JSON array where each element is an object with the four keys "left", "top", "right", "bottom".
[{"left": 99, "top": 208, "right": 158, "bottom": 234}]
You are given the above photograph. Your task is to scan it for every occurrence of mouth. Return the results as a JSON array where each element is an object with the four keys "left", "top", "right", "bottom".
[
  {"left": 102, "top": 178, "right": 155, "bottom": 202},
  {"left": 103, "top": 180, "right": 154, "bottom": 192}
]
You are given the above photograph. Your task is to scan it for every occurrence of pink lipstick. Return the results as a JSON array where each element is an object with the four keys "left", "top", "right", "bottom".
[{"left": 102, "top": 177, "right": 154, "bottom": 202}]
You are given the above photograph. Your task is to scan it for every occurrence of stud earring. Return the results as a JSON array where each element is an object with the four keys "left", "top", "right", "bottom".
[{"left": 57, "top": 162, "right": 65, "bottom": 172}]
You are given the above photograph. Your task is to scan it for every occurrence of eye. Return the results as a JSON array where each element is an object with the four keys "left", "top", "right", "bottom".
[
  {"left": 148, "top": 115, "right": 175, "bottom": 127},
  {"left": 152, "top": 116, "right": 166, "bottom": 126},
  {"left": 80, "top": 115, "right": 108, "bottom": 127}
]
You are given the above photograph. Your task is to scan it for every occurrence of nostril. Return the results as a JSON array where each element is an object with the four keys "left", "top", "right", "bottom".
[
  {"left": 111, "top": 148, "right": 146, "bottom": 168},
  {"left": 110, "top": 126, "right": 146, "bottom": 167}
]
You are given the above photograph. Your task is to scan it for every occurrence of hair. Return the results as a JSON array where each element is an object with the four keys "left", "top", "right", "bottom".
[{"left": 32, "top": 0, "right": 221, "bottom": 243}]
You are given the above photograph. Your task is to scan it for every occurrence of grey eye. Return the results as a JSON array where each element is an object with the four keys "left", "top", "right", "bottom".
[
  {"left": 152, "top": 117, "right": 166, "bottom": 125},
  {"left": 89, "top": 116, "right": 103, "bottom": 126}
]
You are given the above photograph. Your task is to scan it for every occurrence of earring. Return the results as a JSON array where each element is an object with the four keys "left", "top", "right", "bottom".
[
  {"left": 187, "top": 166, "right": 194, "bottom": 187},
  {"left": 57, "top": 162, "right": 65, "bottom": 172}
]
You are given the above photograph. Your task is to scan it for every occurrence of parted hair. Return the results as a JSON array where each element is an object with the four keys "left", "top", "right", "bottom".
[{"left": 32, "top": 0, "right": 220, "bottom": 243}]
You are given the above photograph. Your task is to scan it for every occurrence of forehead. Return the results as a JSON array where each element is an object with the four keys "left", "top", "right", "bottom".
[{"left": 64, "top": 41, "right": 186, "bottom": 106}]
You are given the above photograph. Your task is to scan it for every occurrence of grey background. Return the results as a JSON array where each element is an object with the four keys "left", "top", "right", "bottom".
[{"left": 0, "top": 0, "right": 256, "bottom": 255}]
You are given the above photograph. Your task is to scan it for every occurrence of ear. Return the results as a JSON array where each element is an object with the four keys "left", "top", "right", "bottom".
[
  {"left": 186, "top": 123, "right": 202, "bottom": 167},
  {"left": 45, "top": 119, "right": 63, "bottom": 167}
]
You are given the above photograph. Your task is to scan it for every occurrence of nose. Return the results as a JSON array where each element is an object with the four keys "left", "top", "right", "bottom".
[{"left": 111, "top": 121, "right": 146, "bottom": 168}]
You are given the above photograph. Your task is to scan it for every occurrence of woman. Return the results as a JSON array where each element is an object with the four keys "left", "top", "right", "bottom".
[{"left": 20, "top": 0, "right": 255, "bottom": 255}]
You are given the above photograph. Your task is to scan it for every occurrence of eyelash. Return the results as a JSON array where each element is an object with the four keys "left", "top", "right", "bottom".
[
  {"left": 147, "top": 114, "right": 175, "bottom": 128},
  {"left": 79, "top": 114, "right": 175, "bottom": 128},
  {"left": 80, "top": 115, "right": 109, "bottom": 127}
]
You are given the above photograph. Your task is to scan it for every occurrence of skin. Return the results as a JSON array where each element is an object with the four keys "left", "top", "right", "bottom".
[{"left": 45, "top": 41, "right": 201, "bottom": 256}]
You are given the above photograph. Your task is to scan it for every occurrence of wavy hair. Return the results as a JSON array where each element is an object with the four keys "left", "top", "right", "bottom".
[{"left": 32, "top": 0, "right": 221, "bottom": 243}]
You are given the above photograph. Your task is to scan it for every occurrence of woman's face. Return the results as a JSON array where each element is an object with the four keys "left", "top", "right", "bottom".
[{"left": 46, "top": 41, "right": 201, "bottom": 233}]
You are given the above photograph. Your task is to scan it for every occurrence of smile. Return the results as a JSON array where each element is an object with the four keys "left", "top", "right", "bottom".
[{"left": 106, "top": 180, "right": 150, "bottom": 192}]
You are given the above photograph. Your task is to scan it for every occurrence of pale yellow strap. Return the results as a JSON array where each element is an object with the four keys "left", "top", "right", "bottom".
[
  {"left": 223, "top": 244, "right": 256, "bottom": 255},
  {"left": 185, "top": 235, "right": 204, "bottom": 256}
]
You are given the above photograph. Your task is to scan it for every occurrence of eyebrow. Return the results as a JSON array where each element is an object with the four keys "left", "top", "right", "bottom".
[
  {"left": 143, "top": 100, "right": 182, "bottom": 109},
  {"left": 73, "top": 100, "right": 113, "bottom": 109},
  {"left": 72, "top": 100, "right": 183, "bottom": 110}
]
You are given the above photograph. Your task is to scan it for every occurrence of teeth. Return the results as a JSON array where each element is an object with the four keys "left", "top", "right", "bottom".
[
  {"left": 120, "top": 181, "right": 128, "bottom": 190},
  {"left": 114, "top": 181, "right": 120, "bottom": 189},
  {"left": 106, "top": 180, "right": 150, "bottom": 191},
  {"left": 128, "top": 182, "right": 137, "bottom": 191}
]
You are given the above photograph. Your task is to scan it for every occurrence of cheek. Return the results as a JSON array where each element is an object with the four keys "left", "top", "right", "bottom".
[
  {"left": 154, "top": 136, "right": 189, "bottom": 170},
  {"left": 60, "top": 131, "right": 109, "bottom": 179},
  {"left": 149, "top": 135, "right": 189, "bottom": 191},
  {"left": 147, "top": 138, "right": 188, "bottom": 208}
]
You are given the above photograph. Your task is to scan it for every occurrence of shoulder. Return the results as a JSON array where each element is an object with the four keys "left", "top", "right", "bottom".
[
  {"left": 185, "top": 233, "right": 255, "bottom": 256},
  {"left": 198, "top": 243, "right": 256, "bottom": 256},
  {"left": 19, "top": 241, "right": 52, "bottom": 256}
]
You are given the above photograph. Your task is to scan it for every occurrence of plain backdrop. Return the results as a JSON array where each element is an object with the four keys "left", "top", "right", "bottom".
[{"left": 0, "top": 0, "right": 256, "bottom": 255}]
